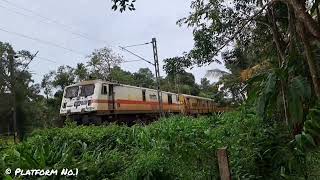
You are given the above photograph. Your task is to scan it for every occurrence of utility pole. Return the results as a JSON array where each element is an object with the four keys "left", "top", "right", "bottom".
[
  {"left": 151, "top": 38, "right": 163, "bottom": 117},
  {"left": 175, "top": 65, "right": 180, "bottom": 94},
  {"left": 8, "top": 52, "right": 17, "bottom": 143},
  {"left": 119, "top": 38, "right": 163, "bottom": 117},
  {"left": 9, "top": 51, "right": 38, "bottom": 143}
]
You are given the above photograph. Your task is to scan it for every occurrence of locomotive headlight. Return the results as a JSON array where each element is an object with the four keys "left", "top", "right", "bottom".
[
  {"left": 86, "top": 107, "right": 94, "bottom": 111},
  {"left": 87, "top": 100, "right": 92, "bottom": 106}
]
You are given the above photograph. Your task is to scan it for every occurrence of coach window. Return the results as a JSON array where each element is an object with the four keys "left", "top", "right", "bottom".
[
  {"left": 142, "top": 90, "right": 146, "bottom": 102},
  {"left": 168, "top": 94, "right": 173, "bottom": 104},
  {"left": 150, "top": 94, "right": 157, "bottom": 100},
  {"left": 101, "top": 84, "right": 108, "bottom": 95}
]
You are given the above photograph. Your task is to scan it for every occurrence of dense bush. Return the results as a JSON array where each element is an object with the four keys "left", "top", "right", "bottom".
[{"left": 1, "top": 112, "right": 320, "bottom": 179}]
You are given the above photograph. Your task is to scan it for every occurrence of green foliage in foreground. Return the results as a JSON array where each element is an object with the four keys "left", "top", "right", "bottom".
[{"left": 1, "top": 112, "right": 320, "bottom": 179}]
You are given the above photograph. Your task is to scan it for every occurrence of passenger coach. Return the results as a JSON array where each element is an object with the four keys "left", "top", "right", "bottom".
[{"left": 60, "top": 80, "right": 218, "bottom": 124}]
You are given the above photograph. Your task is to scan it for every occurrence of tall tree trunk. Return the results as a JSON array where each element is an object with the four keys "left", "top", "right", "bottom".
[
  {"left": 316, "top": 6, "right": 320, "bottom": 25},
  {"left": 284, "top": 0, "right": 320, "bottom": 40},
  {"left": 287, "top": 3, "right": 298, "bottom": 55},
  {"left": 269, "top": 7, "right": 290, "bottom": 125},
  {"left": 297, "top": 22, "right": 320, "bottom": 99}
]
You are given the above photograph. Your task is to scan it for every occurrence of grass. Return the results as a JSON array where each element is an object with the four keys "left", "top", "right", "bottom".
[{"left": 1, "top": 111, "right": 320, "bottom": 179}]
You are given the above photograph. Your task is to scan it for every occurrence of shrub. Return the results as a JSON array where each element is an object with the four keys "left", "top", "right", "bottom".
[{"left": 2, "top": 111, "right": 318, "bottom": 179}]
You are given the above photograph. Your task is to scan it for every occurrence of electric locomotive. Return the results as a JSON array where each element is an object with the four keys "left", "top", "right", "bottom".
[{"left": 60, "top": 80, "right": 219, "bottom": 124}]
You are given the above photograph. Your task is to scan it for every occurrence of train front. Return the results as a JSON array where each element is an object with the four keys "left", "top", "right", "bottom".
[{"left": 60, "top": 81, "right": 99, "bottom": 117}]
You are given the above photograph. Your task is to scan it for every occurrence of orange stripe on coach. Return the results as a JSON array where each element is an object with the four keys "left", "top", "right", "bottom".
[{"left": 92, "top": 99, "right": 180, "bottom": 106}]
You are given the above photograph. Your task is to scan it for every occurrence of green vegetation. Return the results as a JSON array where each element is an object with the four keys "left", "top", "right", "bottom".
[
  {"left": 1, "top": 111, "right": 320, "bottom": 179},
  {"left": 2, "top": 0, "right": 320, "bottom": 179}
]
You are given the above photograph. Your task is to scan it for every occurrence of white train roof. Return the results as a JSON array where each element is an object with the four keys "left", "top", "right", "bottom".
[{"left": 67, "top": 79, "right": 215, "bottom": 101}]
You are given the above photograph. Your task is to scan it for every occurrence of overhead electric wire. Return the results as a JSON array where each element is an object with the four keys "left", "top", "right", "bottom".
[
  {"left": 0, "top": 1, "right": 153, "bottom": 65},
  {"left": 4, "top": 48, "right": 140, "bottom": 67},
  {"left": 0, "top": 0, "right": 115, "bottom": 47},
  {"left": 121, "top": 59, "right": 145, "bottom": 63},
  {"left": 0, "top": 0, "right": 157, "bottom": 73},
  {"left": 36, "top": 56, "right": 58, "bottom": 63},
  {"left": 2, "top": 52, "right": 58, "bottom": 64},
  {"left": 0, "top": 4, "right": 52, "bottom": 26},
  {"left": 0, "top": 30, "right": 148, "bottom": 70},
  {"left": 119, "top": 46, "right": 154, "bottom": 65},
  {"left": 122, "top": 42, "right": 151, "bottom": 48},
  {"left": 0, "top": 26, "right": 87, "bottom": 56}
]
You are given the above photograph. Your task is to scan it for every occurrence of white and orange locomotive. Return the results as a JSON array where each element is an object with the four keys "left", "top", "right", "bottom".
[{"left": 60, "top": 80, "right": 221, "bottom": 124}]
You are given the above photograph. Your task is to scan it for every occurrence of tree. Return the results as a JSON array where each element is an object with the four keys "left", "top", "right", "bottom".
[
  {"left": 41, "top": 65, "right": 76, "bottom": 124},
  {"left": 180, "top": 0, "right": 320, "bottom": 99},
  {"left": 163, "top": 57, "right": 191, "bottom": 76},
  {"left": 41, "top": 73, "right": 54, "bottom": 100},
  {"left": 163, "top": 57, "right": 200, "bottom": 94},
  {"left": 109, "top": 66, "right": 135, "bottom": 85},
  {"left": 204, "top": 46, "right": 251, "bottom": 105},
  {"left": 200, "top": 78, "right": 210, "bottom": 92},
  {"left": 51, "top": 66, "right": 75, "bottom": 91},
  {"left": 161, "top": 70, "right": 200, "bottom": 95},
  {"left": 217, "top": 74, "right": 245, "bottom": 105},
  {"left": 74, "top": 63, "right": 88, "bottom": 81},
  {"left": 205, "top": 68, "right": 246, "bottom": 105},
  {"left": 0, "top": 42, "right": 49, "bottom": 137},
  {"left": 87, "top": 47, "right": 123, "bottom": 80},
  {"left": 133, "top": 68, "right": 155, "bottom": 88}
]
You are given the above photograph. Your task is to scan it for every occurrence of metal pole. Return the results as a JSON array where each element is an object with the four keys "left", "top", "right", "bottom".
[
  {"left": 152, "top": 38, "right": 163, "bottom": 117},
  {"left": 8, "top": 53, "right": 17, "bottom": 143},
  {"left": 9, "top": 51, "right": 38, "bottom": 143}
]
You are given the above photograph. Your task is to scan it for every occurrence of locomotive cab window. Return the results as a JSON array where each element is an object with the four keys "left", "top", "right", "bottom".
[
  {"left": 65, "top": 86, "right": 79, "bottom": 98},
  {"left": 168, "top": 94, "right": 172, "bottom": 104},
  {"left": 80, "top": 84, "right": 95, "bottom": 97},
  {"left": 142, "top": 90, "right": 146, "bottom": 102}
]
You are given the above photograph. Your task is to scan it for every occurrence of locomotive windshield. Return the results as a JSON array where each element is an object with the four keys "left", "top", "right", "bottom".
[
  {"left": 80, "top": 84, "right": 95, "bottom": 97},
  {"left": 65, "top": 86, "right": 79, "bottom": 98}
]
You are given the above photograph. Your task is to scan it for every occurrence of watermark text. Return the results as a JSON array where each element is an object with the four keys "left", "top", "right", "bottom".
[{"left": 4, "top": 168, "right": 79, "bottom": 177}]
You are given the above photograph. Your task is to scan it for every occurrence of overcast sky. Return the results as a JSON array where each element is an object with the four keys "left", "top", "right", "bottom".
[{"left": 0, "top": 0, "right": 226, "bottom": 84}]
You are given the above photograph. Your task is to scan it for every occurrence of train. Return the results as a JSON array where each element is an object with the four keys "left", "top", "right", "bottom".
[{"left": 59, "top": 80, "right": 225, "bottom": 124}]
